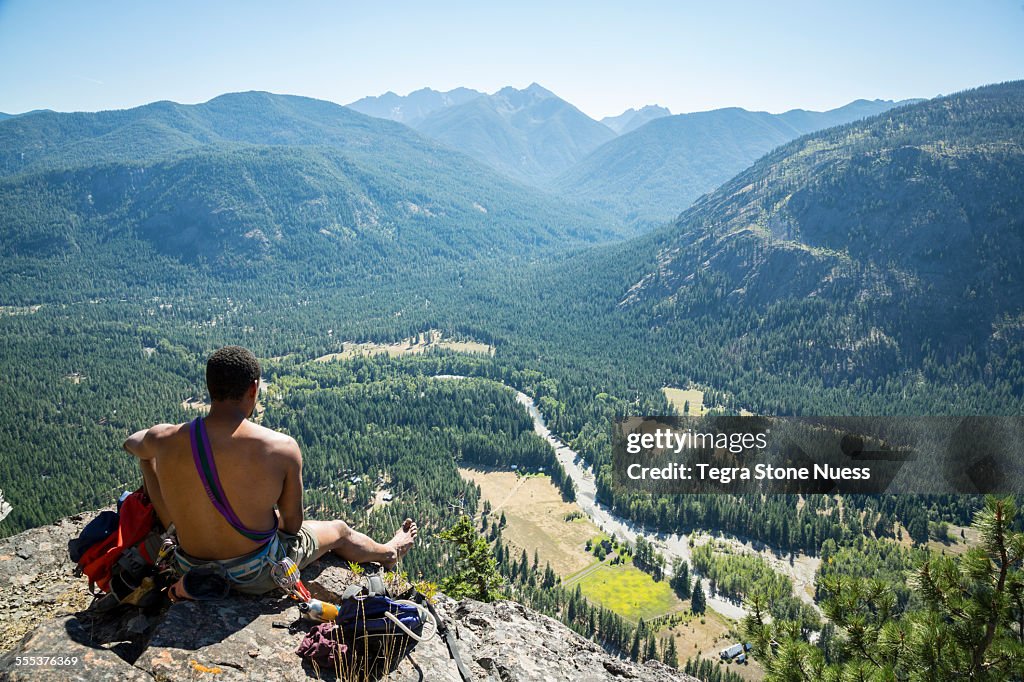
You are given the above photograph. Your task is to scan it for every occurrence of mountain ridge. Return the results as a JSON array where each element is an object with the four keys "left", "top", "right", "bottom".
[
  {"left": 412, "top": 83, "right": 616, "bottom": 184},
  {"left": 0, "top": 91, "right": 627, "bottom": 294},
  {"left": 0, "top": 90, "right": 459, "bottom": 176},
  {"left": 614, "top": 80, "right": 1024, "bottom": 383},
  {"left": 346, "top": 86, "right": 483, "bottom": 126},
  {"left": 601, "top": 104, "right": 672, "bottom": 134},
  {"left": 554, "top": 97, "right": 915, "bottom": 227}
]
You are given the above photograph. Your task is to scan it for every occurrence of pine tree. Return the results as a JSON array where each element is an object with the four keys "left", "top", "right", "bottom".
[
  {"left": 542, "top": 563, "right": 557, "bottom": 588},
  {"left": 663, "top": 635, "right": 679, "bottom": 668},
  {"left": 671, "top": 558, "right": 691, "bottom": 599},
  {"left": 748, "top": 496, "right": 1024, "bottom": 681},
  {"left": 644, "top": 633, "right": 658, "bottom": 662},
  {"left": 914, "top": 496, "right": 1024, "bottom": 678},
  {"left": 559, "top": 474, "right": 576, "bottom": 501},
  {"left": 691, "top": 578, "right": 706, "bottom": 615},
  {"left": 438, "top": 515, "right": 504, "bottom": 602},
  {"left": 629, "top": 628, "right": 641, "bottom": 661}
]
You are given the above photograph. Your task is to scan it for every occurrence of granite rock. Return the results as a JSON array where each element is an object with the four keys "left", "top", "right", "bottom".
[{"left": 1, "top": 514, "right": 697, "bottom": 681}]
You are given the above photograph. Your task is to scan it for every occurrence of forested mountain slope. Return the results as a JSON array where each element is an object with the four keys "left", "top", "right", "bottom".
[
  {"left": 1, "top": 91, "right": 447, "bottom": 175},
  {"left": 0, "top": 92, "right": 625, "bottom": 300},
  {"left": 417, "top": 83, "right": 1024, "bottom": 567},
  {"left": 612, "top": 81, "right": 1024, "bottom": 392},
  {"left": 554, "top": 98, "right": 909, "bottom": 227}
]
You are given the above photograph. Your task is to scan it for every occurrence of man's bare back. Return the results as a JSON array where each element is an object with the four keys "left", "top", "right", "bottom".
[
  {"left": 129, "top": 416, "right": 300, "bottom": 561},
  {"left": 123, "top": 346, "right": 416, "bottom": 594}
]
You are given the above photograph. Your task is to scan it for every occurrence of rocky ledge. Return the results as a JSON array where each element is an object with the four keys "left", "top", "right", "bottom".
[{"left": 0, "top": 514, "right": 696, "bottom": 681}]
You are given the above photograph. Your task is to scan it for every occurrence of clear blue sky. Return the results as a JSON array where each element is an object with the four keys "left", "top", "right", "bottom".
[{"left": 1, "top": 0, "right": 1021, "bottom": 119}]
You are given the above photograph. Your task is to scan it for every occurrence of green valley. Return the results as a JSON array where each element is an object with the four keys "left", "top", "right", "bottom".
[{"left": 1, "top": 79, "right": 1023, "bottom": 680}]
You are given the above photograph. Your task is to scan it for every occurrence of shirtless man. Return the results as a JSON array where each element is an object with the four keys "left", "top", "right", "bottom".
[{"left": 123, "top": 345, "right": 417, "bottom": 595}]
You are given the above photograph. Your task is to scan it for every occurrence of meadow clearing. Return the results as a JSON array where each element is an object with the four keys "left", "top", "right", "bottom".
[
  {"left": 316, "top": 329, "right": 493, "bottom": 362},
  {"left": 460, "top": 468, "right": 598, "bottom": 576}
]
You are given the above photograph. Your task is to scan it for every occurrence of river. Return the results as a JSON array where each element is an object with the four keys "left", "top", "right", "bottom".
[
  {"left": 511, "top": 391, "right": 752, "bottom": 620},
  {"left": 437, "top": 375, "right": 821, "bottom": 621}
]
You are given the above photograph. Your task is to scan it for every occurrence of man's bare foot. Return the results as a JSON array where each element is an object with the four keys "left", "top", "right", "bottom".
[{"left": 383, "top": 518, "right": 418, "bottom": 570}]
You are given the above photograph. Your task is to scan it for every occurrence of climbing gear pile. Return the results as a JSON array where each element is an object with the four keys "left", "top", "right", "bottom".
[
  {"left": 292, "top": 564, "right": 471, "bottom": 681},
  {"left": 68, "top": 488, "right": 178, "bottom": 611}
]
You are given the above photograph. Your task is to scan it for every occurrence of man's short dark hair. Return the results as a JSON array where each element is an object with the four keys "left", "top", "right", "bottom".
[{"left": 206, "top": 346, "right": 261, "bottom": 402}]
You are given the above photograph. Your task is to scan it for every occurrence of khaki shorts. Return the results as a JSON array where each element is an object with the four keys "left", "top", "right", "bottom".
[{"left": 175, "top": 523, "right": 321, "bottom": 596}]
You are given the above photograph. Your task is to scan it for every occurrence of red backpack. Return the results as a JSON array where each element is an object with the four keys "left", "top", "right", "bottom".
[{"left": 76, "top": 489, "right": 157, "bottom": 593}]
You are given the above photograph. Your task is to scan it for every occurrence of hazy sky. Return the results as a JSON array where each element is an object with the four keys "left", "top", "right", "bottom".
[{"left": 1, "top": 1, "right": 1022, "bottom": 119}]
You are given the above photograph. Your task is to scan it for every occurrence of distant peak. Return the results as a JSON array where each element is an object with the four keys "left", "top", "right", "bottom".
[
  {"left": 203, "top": 91, "right": 287, "bottom": 107},
  {"left": 600, "top": 104, "right": 672, "bottom": 134},
  {"left": 495, "top": 83, "right": 556, "bottom": 100},
  {"left": 208, "top": 90, "right": 273, "bottom": 100},
  {"left": 638, "top": 104, "right": 671, "bottom": 115}
]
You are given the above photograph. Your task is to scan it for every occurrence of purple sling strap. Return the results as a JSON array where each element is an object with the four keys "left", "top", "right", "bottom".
[{"left": 189, "top": 417, "right": 278, "bottom": 544}]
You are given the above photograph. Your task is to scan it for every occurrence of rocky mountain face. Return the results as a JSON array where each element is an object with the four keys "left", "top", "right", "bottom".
[{"left": 0, "top": 513, "right": 695, "bottom": 681}]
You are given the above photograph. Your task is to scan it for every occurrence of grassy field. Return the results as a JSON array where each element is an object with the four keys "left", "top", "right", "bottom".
[
  {"left": 0, "top": 304, "right": 42, "bottom": 316},
  {"left": 570, "top": 562, "right": 685, "bottom": 622},
  {"left": 890, "top": 520, "right": 980, "bottom": 557},
  {"left": 462, "top": 467, "right": 689, "bottom": 623},
  {"left": 926, "top": 523, "right": 980, "bottom": 556},
  {"left": 460, "top": 468, "right": 599, "bottom": 576},
  {"left": 666, "top": 608, "right": 766, "bottom": 681},
  {"left": 181, "top": 397, "right": 211, "bottom": 411},
  {"left": 662, "top": 387, "right": 707, "bottom": 416},
  {"left": 316, "top": 329, "right": 493, "bottom": 362},
  {"left": 662, "top": 386, "right": 754, "bottom": 417}
]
